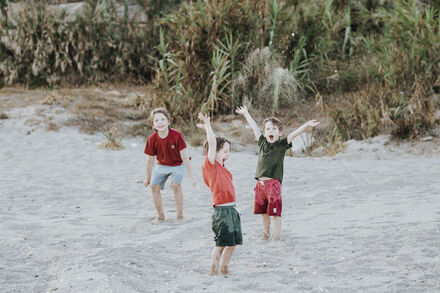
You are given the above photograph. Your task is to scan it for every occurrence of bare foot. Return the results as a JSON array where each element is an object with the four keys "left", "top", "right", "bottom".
[
  {"left": 177, "top": 214, "right": 183, "bottom": 220},
  {"left": 153, "top": 215, "right": 165, "bottom": 223},
  {"left": 271, "top": 236, "right": 280, "bottom": 241},
  {"left": 210, "top": 264, "right": 218, "bottom": 276},
  {"left": 261, "top": 232, "right": 270, "bottom": 240},
  {"left": 220, "top": 265, "right": 229, "bottom": 275}
]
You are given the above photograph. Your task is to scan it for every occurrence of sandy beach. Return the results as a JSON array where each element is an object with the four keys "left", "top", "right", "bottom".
[{"left": 1, "top": 101, "right": 440, "bottom": 293}]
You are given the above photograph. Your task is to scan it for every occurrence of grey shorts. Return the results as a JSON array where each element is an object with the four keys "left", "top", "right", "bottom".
[
  {"left": 212, "top": 206, "right": 243, "bottom": 247},
  {"left": 151, "top": 163, "right": 186, "bottom": 189}
]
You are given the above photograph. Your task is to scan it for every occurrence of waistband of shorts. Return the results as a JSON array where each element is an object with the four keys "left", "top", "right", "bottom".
[
  {"left": 156, "top": 162, "right": 183, "bottom": 167},
  {"left": 256, "top": 178, "right": 281, "bottom": 184},
  {"left": 214, "top": 202, "right": 236, "bottom": 208}
]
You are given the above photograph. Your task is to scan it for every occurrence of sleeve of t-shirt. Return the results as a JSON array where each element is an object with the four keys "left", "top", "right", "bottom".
[
  {"left": 176, "top": 132, "right": 187, "bottom": 151},
  {"left": 258, "top": 135, "right": 266, "bottom": 147},
  {"left": 201, "top": 156, "right": 216, "bottom": 188},
  {"left": 202, "top": 156, "right": 216, "bottom": 179},
  {"left": 203, "top": 156, "right": 216, "bottom": 168},
  {"left": 144, "top": 136, "right": 156, "bottom": 156},
  {"left": 281, "top": 137, "right": 293, "bottom": 151}
]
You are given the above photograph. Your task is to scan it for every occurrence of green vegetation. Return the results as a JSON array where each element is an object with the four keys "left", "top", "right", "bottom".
[
  {"left": 1, "top": 0, "right": 439, "bottom": 141},
  {"left": 99, "top": 125, "right": 124, "bottom": 150}
]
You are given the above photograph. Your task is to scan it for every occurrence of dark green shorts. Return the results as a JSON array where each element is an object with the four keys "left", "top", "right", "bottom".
[{"left": 212, "top": 206, "right": 243, "bottom": 247}]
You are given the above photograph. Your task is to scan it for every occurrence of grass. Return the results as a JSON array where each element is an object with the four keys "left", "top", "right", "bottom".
[
  {"left": 1, "top": 0, "right": 440, "bottom": 148},
  {"left": 99, "top": 125, "right": 124, "bottom": 150}
]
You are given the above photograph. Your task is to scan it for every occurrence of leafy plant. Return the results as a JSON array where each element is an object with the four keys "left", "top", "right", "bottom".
[
  {"left": 202, "top": 46, "right": 231, "bottom": 114},
  {"left": 99, "top": 125, "right": 124, "bottom": 150}
]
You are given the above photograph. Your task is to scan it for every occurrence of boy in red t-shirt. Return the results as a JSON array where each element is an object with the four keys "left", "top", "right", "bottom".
[
  {"left": 143, "top": 108, "right": 196, "bottom": 221},
  {"left": 197, "top": 112, "right": 242, "bottom": 275}
]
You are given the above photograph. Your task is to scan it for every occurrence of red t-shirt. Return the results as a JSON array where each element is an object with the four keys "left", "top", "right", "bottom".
[
  {"left": 144, "top": 128, "right": 187, "bottom": 166},
  {"left": 202, "top": 157, "right": 236, "bottom": 206}
]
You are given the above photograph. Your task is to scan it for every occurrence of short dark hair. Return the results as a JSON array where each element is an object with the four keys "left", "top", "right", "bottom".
[
  {"left": 203, "top": 137, "right": 231, "bottom": 154},
  {"left": 262, "top": 117, "right": 284, "bottom": 132}
]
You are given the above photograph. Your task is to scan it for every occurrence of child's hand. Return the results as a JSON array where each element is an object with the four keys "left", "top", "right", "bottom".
[
  {"left": 306, "top": 120, "right": 320, "bottom": 128},
  {"left": 190, "top": 177, "right": 197, "bottom": 187},
  {"left": 143, "top": 178, "right": 151, "bottom": 188},
  {"left": 196, "top": 112, "right": 211, "bottom": 129},
  {"left": 235, "top": 105, "right": 248, "bottom": 115}
]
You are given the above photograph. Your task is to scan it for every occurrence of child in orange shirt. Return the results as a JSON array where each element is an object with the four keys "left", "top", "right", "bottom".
[{"left": 197, "top": 113, "right": 242, "bottom": 275}]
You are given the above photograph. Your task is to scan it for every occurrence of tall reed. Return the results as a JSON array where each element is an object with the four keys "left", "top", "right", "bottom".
[{"left": 1, "top": 0, "right": 439, "bottom": 140}]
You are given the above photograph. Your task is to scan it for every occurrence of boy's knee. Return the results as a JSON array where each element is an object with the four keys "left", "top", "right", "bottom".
[
  {"left": 151, "top": 185, "right": 161, "bottom": 192},
  {"left": 171, "top": 183, "right": 181, "bottom": 192}
]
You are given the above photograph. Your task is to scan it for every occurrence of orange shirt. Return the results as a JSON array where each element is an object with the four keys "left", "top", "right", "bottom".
[{"left": 202, "top": 157, "right": 236, "bottom": 207}]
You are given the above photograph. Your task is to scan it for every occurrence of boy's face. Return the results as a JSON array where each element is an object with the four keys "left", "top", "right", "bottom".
[
  {"left": 215, "top": 142, "right": 230, "bottom": 166},
  {"left": 152, "top": 113, "right": 170, "bottom": 132},
  {"left": 264, "top": 121, "right": 282, "bottom": 143}
]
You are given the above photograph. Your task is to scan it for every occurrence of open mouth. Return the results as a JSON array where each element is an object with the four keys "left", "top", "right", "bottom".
[
  {"left": 222, "top": 158, "right": 226, "bottom": 165},
  {"left": 269, "top": 135, "right": 274, "bottom": 140}
]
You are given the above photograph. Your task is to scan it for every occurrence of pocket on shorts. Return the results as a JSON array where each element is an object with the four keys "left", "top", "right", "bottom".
[{"left": 211, "top": 210, "right": 221, "bottom": 232}]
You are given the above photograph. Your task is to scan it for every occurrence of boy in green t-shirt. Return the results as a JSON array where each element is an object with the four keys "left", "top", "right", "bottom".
[{"left": 236, "top": 105, "right": 319, "bottom": 240}]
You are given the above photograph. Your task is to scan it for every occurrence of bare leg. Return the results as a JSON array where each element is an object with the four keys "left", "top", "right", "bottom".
[
  {"left": 171, "top": 183, "right": 183, "bottom": 219},
  {"left": 151, "top": 185, "right": 164, "bottom": 220},
  {"left": 272, "top": 216, "right": 282, "bottom": 240},
  {"left": 219, "top": 246, "right": 235, "bottom": 275},
  {"left": 262, "top": 214, "right": 270, "bottom": 240},
  {"left": 210, "top": 246, "right": 224, "bottom": 275}
]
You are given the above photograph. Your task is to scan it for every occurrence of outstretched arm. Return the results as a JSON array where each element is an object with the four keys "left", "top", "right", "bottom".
[
  {"left": 235, "top": 104, "right": 261, "bottom": 140},
  {"left": 196, "top": 113, "right": 216, "bottom": 164},
  {"left": 287, "top": 120, "right": 320, "bottom": 144}
]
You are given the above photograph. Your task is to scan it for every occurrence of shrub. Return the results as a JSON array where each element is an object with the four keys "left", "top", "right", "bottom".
[{"left": 0, "top": 1, "right": 155, "bottom": 86}]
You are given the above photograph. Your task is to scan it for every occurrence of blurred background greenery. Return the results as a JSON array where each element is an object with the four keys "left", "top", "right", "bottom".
[{"left": 1, "top": 0, "right": 439, "bottom": 143}]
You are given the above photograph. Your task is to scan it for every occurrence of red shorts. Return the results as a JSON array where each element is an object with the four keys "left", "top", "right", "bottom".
[{"left": 254, "top": 179, "right": 282, "bottom": 216}]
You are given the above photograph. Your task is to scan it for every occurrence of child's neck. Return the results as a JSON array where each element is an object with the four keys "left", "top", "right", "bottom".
[{"left": 157, "top": 128, "right": 169, "bottom": 138}]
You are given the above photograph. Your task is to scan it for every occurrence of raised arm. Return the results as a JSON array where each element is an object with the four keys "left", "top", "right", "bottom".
[
  {"left": 196, "top": 113, "right": 216, "bottom": 164},
  {"left": 287, "top": 120, "right": 320, "bottom": 144},
  {"left": 235, "top": 105, "right": 261, "bottom": 140}
]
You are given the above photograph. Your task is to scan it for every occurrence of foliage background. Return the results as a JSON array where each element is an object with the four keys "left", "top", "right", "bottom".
[{"left": 1, "top": 0, "right": 439, "bottom": 141}]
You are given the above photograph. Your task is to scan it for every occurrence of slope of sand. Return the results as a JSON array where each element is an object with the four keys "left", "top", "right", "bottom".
[{"left": 1, "top": 105, "right": 440, "bottom": 293}]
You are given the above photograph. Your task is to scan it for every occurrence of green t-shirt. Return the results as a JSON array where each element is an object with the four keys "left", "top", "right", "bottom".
[{"left": 255, "top": 135, "right": 292, "bottom": 183}]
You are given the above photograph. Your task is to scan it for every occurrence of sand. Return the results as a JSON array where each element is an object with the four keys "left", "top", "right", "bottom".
[{"left": 1, "top": 103, "right": 440, "bottom": 293}]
